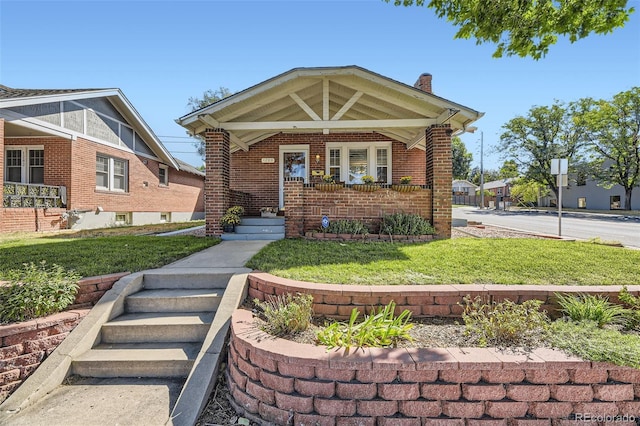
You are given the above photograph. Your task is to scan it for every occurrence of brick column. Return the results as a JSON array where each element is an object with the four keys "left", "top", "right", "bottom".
[
  {"left": 426, "top": 124, "right": 452, "bottom": 238},
  {"left": 205, "top": 129, "right": 230, "bottom": 237},
  {"left": 283, "top": 178, "right": 304, "bottom": 238},
  {"left": 0, "top": 119, "right": 4, "bottom": 233}
]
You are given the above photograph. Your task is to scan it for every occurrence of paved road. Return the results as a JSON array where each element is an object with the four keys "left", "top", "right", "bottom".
[{"left": 453, "top": 207, "right": 640, "bottom": 249}]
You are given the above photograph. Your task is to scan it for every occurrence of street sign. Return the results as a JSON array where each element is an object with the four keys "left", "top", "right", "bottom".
[
  {"left": 550, "top": 158, "right": 568, "bottom": 175},
  {"left": 551, "top": 158, "right": 569, "bottom": 237}
]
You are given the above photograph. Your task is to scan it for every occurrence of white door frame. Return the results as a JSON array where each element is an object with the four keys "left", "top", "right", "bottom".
[{"left": 279, "top": 144, "right": 309, "bottom": 208}]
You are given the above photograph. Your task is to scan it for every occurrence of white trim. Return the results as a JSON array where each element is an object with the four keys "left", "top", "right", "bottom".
[
  {"left": 325, "top": 141, "right": 392, "bottom": 184},
  {"left": 220, "top": 118, "right": 434, "bottom": 131},
  {"left": 159, "top": 164, "right": 169, "bottom": 186},
  {"left": 279, "top": 144, "right": 309, "bottom": 208},
  {"left": 96, "top": 154, "right": 129, "bottom": 193},
  {"left": 289, "top": 93, "right": 321, "bottom": 121},
  {"left": 0, "top": 89, "right": 120, "bottom": 109},
  {"left": 4, "top": 145, "right": 45, "bottom": 184}
]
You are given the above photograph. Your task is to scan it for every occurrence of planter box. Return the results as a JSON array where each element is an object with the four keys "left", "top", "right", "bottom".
[
  {"left": 261, "top": 212, "right": 277, "bottom": 218},
  {"left": 391, "top": 184, "right": 421, "bottom": 192},
  {"left": 315, "top": 183, "right": 344, "bottom": 192},
  {"left": 351, "top": 184, "right": 379, "bottom": 192}
]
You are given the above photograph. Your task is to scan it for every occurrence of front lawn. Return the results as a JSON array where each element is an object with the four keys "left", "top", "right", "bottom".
[
  {"left": 0, "top": 229, "right": 218, "bottom": 278},
  {"left": 246, "top": 238, "right": 640, "bottom": 285}
]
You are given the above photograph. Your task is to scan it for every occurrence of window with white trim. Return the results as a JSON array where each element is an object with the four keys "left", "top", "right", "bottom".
[
  {"left": 325, "top": 142, "right": 392, "bottom": 184},
  {"left": 160, "top": 212, "right": 171, "bottom": 223},
  {"left": 159, "top": 165, "right": 168, "bottom": 186},
  {"left": 4, "top": 147, "right": 44, "bottom": 184},
  {"left": 96, "top": 154, "right": 128, "bottom": 192},
  {"left": 114, "top": 212, "right": 131, "bottom": 225}
]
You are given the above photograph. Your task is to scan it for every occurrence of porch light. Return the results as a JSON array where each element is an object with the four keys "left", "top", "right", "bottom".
[{"left": 315, "top": 154, "right": 321, "bottom": 164}]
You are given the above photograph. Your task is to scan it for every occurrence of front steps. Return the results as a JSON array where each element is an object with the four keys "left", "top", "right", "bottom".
[
  {"left": 221, "top": 216, "right": 284, "bottom": 241},
  {"left": 72, "top": 273, "right": 226, "bottom": 378}
]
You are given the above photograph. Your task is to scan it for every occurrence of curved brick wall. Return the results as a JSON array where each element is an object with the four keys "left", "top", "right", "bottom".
[
  {"left": 228, "top": 309, "right": 640, "bottom": 424},
  {"left": 0, "top": 272, "right": 129, "bottom": 403},
  {"left": 248, "top": 272, "right": 640, "bottom": 320}
]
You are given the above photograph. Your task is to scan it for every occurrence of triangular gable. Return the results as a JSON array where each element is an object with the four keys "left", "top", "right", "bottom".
[{"left": 177, "top": 66, "right": 483, "bottom": 152}]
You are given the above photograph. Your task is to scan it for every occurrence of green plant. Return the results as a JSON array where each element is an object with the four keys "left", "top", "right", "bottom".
[
  {"left": 554, "top": 293, "right": 629, "bottom": 328},
  {"left": 226, "top": 205, "right": 245, "bottom": 216},
  {"left": 253, "top": 293, "right": 313, "bottom": 336},
  {"left": 461, "top": 296, "right": 549, "bottom": 347},
  {"left": 380, "top": 212, "right": 435, "bottom": 236},
  {"left": 323, "top": 219, "right": 369, "bottom": 235},
  {"left": 220, "top": 212, "right": 241, "bottom": 226},
  {"left": 399, "top": 176, "right": 412, "bottom": 184},
  {"left": 361, "top": 175, "right": 375, "bottom": 184},
  {"left": 322, "top": 174, "right": 334, "bottom": 183},
  {"left": 0, "top": 261, "right": 80, "bottom": 323},
  {"left": 316, "top": 301, "right": 413, "bottom": 349},
  {"left": 619, "top": 286, "right": 640, "bottom": 330}
]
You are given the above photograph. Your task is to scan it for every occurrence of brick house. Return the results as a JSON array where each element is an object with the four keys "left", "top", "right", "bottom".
[
  {"left": 0, "top": 86, "right": 204, "bottom": 232},
  {"left": 176, "top": 66, "right": 483, "bottom": 238}
]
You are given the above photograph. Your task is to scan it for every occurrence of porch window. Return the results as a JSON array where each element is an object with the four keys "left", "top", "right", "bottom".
[
  {"left": 159, "top": 165, "right": 168, "bottom": 186},
  {"left": 96, "top": 154, "right": 128, "bottom": 192},
  {"left": 326, "top": 142, "right": 392, "bottom": 184},
  {"left": 4, "top": 147, "right": 44, "bottom": 184}
]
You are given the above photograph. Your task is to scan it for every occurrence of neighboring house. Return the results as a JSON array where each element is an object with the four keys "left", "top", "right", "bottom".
[
  {"left": 0, "top": 85, "right": 204, "bottom": 232},
  {"left": 176, "top": 66, "right": 483, "bottom": 238},
  {"left": 543, "top": 175, "right": 640, "bottom": 210},
  {"left": 482, "top": 178, "right": 514, "bottom": 198},
  {"left": 452, "top": 179, "right": 477, "bottom": 195}
]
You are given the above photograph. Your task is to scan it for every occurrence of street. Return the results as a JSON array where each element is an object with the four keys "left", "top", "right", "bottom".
[{"left": 452, "top": 207, "right": 640, "bottom": 249}]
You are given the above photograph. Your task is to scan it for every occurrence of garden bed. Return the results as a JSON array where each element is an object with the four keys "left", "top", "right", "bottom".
[{"left": 304, "top": 232, "right": 433, "bottom": 243}]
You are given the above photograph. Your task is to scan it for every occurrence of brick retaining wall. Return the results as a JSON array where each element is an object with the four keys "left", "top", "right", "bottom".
[
  {"left": 0, "top": 272, "right": 129, "bottom": 403},
  {"left": 248, "top": 272, "right": 640, "bottom": 320},
  {"left": 228, "top": 309, "right": 640, "bottom": 424}
]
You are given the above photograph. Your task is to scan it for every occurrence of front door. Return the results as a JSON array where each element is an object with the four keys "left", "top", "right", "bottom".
[{"left": 279, "top": 145, "right": 309, "bottom": 207}]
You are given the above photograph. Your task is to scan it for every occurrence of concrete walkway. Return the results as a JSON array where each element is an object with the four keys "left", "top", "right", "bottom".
[{"left": 1, "top": 240, "right": 270, "bottom": 426}]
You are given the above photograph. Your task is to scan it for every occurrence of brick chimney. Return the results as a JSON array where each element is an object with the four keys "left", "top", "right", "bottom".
[{"left": 414, "top": 73, "right": 432, "bottom": 94}]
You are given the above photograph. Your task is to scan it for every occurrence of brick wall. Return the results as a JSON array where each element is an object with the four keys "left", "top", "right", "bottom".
[
  {"left": 426, "top": 125, "right": 453, "bottom": 238},
  {"left": 0, "top": 208, "right": 66, "bottom": 233},
  {"left": 283, "top": 180, "right": 433, "bottom": 237},
  {"left": 0, "top": 120, "right": 5, "bottom": 232},
  {"left": 248, "top": 273, "right": 640, "bottom": 320},
  {"left": 0, "top": 272, "right": 128, "bottom": 403},
  {"left": 228, "top": 309, "right": 640, "bottom": 424},
  {"left": 205, "top": 129, "right": 230, "bottom": 236},
  {"left": 229, "top": 133, "right": 426, "bottom": 216}
]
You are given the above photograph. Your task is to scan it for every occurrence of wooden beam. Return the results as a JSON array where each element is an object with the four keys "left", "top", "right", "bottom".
[
  {"left": 323, "top": 79, "right": 330, "bottom": 134},
  {"left": 407, "top": 132, "right": 426, "bottom": 150},
  {"left": 229, "top": 132, "right": 249, "bottom": 151},
  {"left": 436, "top": 108, "right": 459, "bottom": 124},
  {"left": 289, "top": 93, "right": 321, "bottom": 121},
  {"left": 198, "top": 114, "right": 220, "bottom": 129},
  {"left": 220, "top": 118, "right": 435, "bottom": 131},
  {"left": 331, "top": 91, "right": 363, "bottom": 121}
]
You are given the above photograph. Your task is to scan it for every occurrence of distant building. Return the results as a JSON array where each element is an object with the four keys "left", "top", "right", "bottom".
[{"left": 452, "top": 179, "right": 477, "bottom": 195}]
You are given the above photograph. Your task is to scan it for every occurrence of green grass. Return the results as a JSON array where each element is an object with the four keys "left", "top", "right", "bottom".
[
  {"left": 246, "top": 238, "right": 640, "bottom": 285},
  {"left": 0, "top": 234, "right": 219, "bottom": 278}
]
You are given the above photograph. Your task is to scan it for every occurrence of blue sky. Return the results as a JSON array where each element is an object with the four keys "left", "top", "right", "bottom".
[{"left": 1, "top": 0, "right": 639, "bottom": 171}]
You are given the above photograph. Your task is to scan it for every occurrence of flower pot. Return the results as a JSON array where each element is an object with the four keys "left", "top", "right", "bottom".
[
  {"left": 261, "top": 212, "right": 277, "bottom": 218},
  {"left": 222, "top": 224, "right": 235, "bottom": 233},
  {"left": 392, "top": 184, "right": 421, "bottom": 193},
  {"left": 352, "top": 184, "right": 379, "bottom": 192},
  {"left": 315, "top": 183, "right": 344, "bottom": 192}
]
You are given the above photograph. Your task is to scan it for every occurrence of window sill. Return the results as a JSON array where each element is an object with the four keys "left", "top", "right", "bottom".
[{"left": 95, "top": 189, "right": 130, "bottom": 196}]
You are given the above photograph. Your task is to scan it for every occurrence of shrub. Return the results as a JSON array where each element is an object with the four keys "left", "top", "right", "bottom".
[
  {"left": 461, "top": 296, "right": 549, "bottom": 347},
  {"left": 323, "top": 219, "right": 369, "bottom": 235},
  {"left": 380, "top": 212, "right": 435, "bottom": 236},
  {"left": 220, "top": 212, "right": 241, "bottom": 226},
  {"left": 253, "top": 293, "right": 313, "bottom": 336},
  {"left": 555, "top": 293, "right": 629, "bottom": 328},
  {"left": 619, "top": 286, "right": 640, "bottom": 330},
  {"left": 0, "top": 261, "right": 80, "bottom": 323},
  {"left": 316, "top": 301, "right": 413, "bottom": 349},
  {"left": 226, "top": 206, "right": 245, "bottom": 216}
]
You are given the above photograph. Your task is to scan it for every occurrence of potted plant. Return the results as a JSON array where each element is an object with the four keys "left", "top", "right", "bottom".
[
  {"left": 392, "top": 175, "right": 420, "bottom": 192},
  {"left": 316, "top": 174, "right": 344, "bottom": 191},
  {"left": 220, "top": 212, "right": 240, "bottom": 232},
  {"left": 260, "top": 206, "right": 279, "bottom": 218},
  {"left": 353, "top": 175, "right": 379, "bottom": 192},
  {"left": 227, "top": 205, "right": 245, "bottom": 216}
]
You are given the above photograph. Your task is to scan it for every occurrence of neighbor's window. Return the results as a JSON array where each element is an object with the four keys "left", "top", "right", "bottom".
[
  {"left": 5, "top": 147, "right": 44, "bottom": 184},
  {"left": 114, "top": 212, "right": 131, "bottom": 225},
  {"left": 96, "top": 154, "right": 128, "bottom": 192},
  {"left": 5, "top": 149, "right": 23, "bottom": 182},
  {"left": 610, "top": 195, "right": 621, "bottom": 210},
  {"left": 578, "top": 197, "right": 587, "bottom": 209},
  {"left": 160, "top": 212, "right": 171, "bottom": 223},
  {"left": 159, "top": 165, "right": 168, "bottom": 186},
  {"left": 29, "top": 150, "right": 44, "bottom": 184}
]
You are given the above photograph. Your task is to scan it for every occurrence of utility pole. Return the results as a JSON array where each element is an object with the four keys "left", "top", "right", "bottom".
[{"left": 479, "top": 131, "right": 484, "bottom": 209}]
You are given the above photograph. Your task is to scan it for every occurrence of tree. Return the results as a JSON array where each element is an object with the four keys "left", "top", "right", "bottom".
[
  {"left": 187, "top": 87, "right": 233, "bottom": 158},
  {"left": 469, "top": 167, "right": 499, "bottom": 186},
  {"left": 452, "top": 136, "right": 473, "bottom": 180},
  {"left": 510, "top": 178, "right": 549, "bottom": 207},
  {"left": 580, "top": 87, "right": 640, "bottom": 210},
  {"left": 498, "top": 101, "right": 586, "bottom": 204},
  {"left": 499, "top": 160, "right": 519, "bottom": 179},
  {"left": 386, "top": 0, "right": 634, "bottom": 59}
]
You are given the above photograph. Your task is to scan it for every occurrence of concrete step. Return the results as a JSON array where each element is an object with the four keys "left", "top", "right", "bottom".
[
  {"left": 72, "top": 342, "right": 200, "bottom": 378},
  {"left": 221, "top": 233, "right": 284, "bottom": 241},
  {"left": 234, "top": 225, "right": 285, "bottom": 234},
  {"left": 125, "top": 289, "right": 222, "bottom": 313},
  {"left": 240, "top": 217, "right": 284, "bottom": 226},
  {"left": 142, "top": 271, "right": 233, "bottom": 290},
  {"left": 101, "top": 312, "right": 214, "bottom": 343}
]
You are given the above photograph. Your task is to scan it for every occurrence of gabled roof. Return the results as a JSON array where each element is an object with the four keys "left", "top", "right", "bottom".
[
  {"left": 0, "top": 85, "right": 181, "bottom": 170},
  {"left": 176, "top": 66, "right": 483, "bottom": 152},
  {"left": 453, "top": 179, "right": 478, "bottom": 188},
  {"left": 483, "top": 178, "right": 515, "bottom": 190},
  {"left": 175, "top": 158, "right": 205, "bottom": 177}
]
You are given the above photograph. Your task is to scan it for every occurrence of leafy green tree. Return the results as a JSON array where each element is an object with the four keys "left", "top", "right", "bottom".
[
  {"left": 187, "top": 87, "right": 233, "bottom": 158},
  {"left": 579, "top": 87, "right": 640, "bottom": 210},
  {"left": 469, "top": 167, "right": 500, "bottom": 186},
  {"left": 499, "top": 160, "right": 519, "bottom": 179},
  {"left": 452, "top": 136, "right": 473, "bottom": 180},
  {"left": 498, "top": 101, "right": 586, "bottom": 204},
  {"left": 386, "top": 0, "right": 634, "bottom": 59},
  {"left": 510, "top": 178, "right": 549, "bottom": 207}
]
